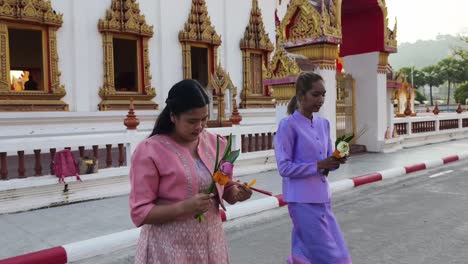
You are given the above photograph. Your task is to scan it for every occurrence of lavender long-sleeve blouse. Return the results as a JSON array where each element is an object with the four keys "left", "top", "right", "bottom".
[{"left": 274, "top": 110, "right": 334, "bottom": 203}]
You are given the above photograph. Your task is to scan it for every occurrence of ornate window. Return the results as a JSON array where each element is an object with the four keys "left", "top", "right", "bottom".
[
  {"left": 240, "top": 0, "right": 274, "bottom": 108},
  {"left": 98, "top": 0, "right": 157, "bottom": 111},
  {"left": 179, "top": 0, "right": 221, "bottom": 87},
  {"left": 0, "top": 0, "right": 67, "bottom": 111}
]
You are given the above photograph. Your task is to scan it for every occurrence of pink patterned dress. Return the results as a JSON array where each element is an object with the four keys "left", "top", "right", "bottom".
[{"left": 133, "top": 158, "right": 229, "bottom": 264}]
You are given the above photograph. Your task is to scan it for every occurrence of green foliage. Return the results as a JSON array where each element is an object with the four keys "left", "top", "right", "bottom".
[
  {"left": 415, "top": 89, "right": 427, "bottom": 104},
  {"left": 454, "top": 83, "right": 468, "bottom": 104},
  {"left": 421, "top": 65, "right": 444, "bottom": 105},
  {"left": 398, "top": 67, "right": 425, "bottom": 88},
  {"left": 437, "top": 58, "right": 467, "bottom": 105}
]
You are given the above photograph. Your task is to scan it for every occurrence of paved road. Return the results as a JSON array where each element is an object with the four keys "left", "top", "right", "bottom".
[
  {"left": 229, "top": 160, "right": 468, "bottom": 264},
  {"left": 74, "top": 159, "right": 468, "bottom": 264}
]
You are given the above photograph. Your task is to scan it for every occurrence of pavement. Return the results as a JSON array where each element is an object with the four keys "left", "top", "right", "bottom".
[
  {"left": 1, "top": 138, "right": 468, "bottom": 261},
  {"left": 228, "top": 160, "right": 468, "bottom": 264},
  {"left": 73, "top": 159, "right": 468, "bottom": 264}
]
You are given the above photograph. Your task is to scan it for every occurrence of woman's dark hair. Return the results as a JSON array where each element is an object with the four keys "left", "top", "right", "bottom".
[
  {"left": 287, "top": 71, "right": 324, "bottom": 115},
  {"left": 150, "top": 79, "right": 209, "bottom": 136}
]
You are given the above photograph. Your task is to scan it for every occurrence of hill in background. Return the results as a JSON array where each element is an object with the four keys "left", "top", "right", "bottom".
[{"left": 389, "top": 35, "right": 468, "bottom": 70}]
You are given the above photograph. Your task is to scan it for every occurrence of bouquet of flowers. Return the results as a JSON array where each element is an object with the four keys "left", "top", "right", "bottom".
[
  {"left": 332, "top": 134, "right": 354, "bottom": 158},
  {"left": 196, "top": 133, "right": 240, "bottom": 222}
]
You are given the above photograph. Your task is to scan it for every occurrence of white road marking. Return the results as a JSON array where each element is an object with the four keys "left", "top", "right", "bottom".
[{"left": 429, "top": 170, "right": 454, "bottom": 178}]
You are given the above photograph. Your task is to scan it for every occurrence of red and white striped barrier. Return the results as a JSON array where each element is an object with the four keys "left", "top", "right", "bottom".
[{"left": 2, "top": 152, "right": 467, "bottom": 263}]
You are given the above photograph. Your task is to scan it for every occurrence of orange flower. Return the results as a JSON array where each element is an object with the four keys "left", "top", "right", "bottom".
[
  {"left": 332, "top": 150, "right": 341, "bottom": 159},
  {"left": 213, "top": 170, "right": 230, "bottom": 185}
]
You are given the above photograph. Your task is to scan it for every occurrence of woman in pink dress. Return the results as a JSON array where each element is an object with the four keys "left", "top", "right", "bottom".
[{"left": 129, "top": 79, "right": 252, "bottom": 264}]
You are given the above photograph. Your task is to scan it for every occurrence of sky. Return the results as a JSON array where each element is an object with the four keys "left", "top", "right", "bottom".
[{"left": 386, "top": 0, "right": 468, "bottom": 43}]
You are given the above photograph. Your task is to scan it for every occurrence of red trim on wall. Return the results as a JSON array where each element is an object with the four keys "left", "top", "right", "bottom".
[
  {"left": 210, "top": 47, "right": 215, "bottom": 74},
  {"left": 46, "top": 28, "right": 52, "bottom": 93},
  {"left": 285, "top": 8, "right": 300, "bottom": 40},
  {"left": 139, "top": 37, "right": 146, "bottom": 95},
  {"left": 340, "top": 2, "right": 385, "bottom": 57}
]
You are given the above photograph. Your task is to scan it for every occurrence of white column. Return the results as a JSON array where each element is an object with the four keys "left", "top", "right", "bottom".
[
  {"left": 343, "top": 52, "right": 386, "bottom": 152},
  {"left": 316, "top": 68, "right": 337, "bottom": 143},
  {"left": 386, "top": 89, "right": 394, "bottom": 133},
  {"left": 275, "top": 101, "right": 288, "bottom": 124}
]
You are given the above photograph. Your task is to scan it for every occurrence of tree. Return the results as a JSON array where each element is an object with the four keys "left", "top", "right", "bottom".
[
  {"left": 415, "top": 89, "right": 427, "bottom": 104},
  {"left": 421, "top": 65, "right": 444, "bottom": 106},
  {"left": 398, "top": 67, "right": 425, "bottom": 89},
  {"left": 438, "top": 58, "right": 466, "bottom": 105},
  {"left": 453, "top": 34, "right": 468, "bottom": 62},
  {"left": 454, "top": 83, "right": 468, "bottom": 104}
]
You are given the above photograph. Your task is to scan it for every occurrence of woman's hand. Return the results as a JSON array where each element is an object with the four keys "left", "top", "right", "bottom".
[
  {"left": 338, "top": 156, "right": 347, "bottom": 164},
  {"left": 224, "top": 182, "right": 253, "bottom": 204},
  {"left": 318, "top": 156, "right": 341, "bottom": 170},
  {"left": 182, "top": 193, "right": 215, "bottom": 215}
]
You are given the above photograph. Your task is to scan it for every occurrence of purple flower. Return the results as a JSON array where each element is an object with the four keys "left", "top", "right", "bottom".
[{"left": 219, "top": 161, "right": 234, "bottom": 176}]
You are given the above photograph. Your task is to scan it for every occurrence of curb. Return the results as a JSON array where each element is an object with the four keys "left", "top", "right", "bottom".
[{"left": 1, "top": 152, "right": 467, "bottom": 263}]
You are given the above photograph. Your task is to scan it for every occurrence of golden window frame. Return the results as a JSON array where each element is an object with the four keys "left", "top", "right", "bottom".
[
  {"left": 182, "top": 42, "right": 215, "bottom": 86},
  {"left": 239, "top": 0, "right": 274, "bottom": 108},
  {"left": 98, "top": 0, "right": 157, "bottom": 111},
  {"left": 0, "top": 1, "right": 67, "bottom": 112},
  {"left": 179, "top": 0, "right": 221, "bottom": 85}
]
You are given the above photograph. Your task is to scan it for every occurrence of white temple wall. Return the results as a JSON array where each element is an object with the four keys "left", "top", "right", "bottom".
[{"left": 45, "top": 0, "right": 279, "bottom": 113}]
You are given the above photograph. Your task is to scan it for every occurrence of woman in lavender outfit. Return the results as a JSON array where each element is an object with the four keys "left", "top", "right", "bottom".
[{"left": 274, "top": 72, "right": 352, "bottom": 264}]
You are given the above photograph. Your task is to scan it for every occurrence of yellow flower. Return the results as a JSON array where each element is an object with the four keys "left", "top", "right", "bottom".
[{"left": 213, "top": 170, "right": 230, "bottom": 185}]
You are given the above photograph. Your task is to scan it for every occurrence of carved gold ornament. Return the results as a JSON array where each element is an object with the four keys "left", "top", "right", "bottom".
[
  {"left": 240, "top": 0, "right": 274, "bottom": 108},
  {"left": 207, "top": 63, "right": 237, "bottom": 122},
  {"left": 98, "top": 0, "right": 157, "bottom": 111},
  {"left": 278, "top": 0, "right": 341, "bottom": 46},
  {"left": 266, "top": 45, "right": 301, "bottom": 80},
  {"left": 0, "top": 0, "right": 63, "bottom": 26},
  {"left": 179, "top": 0, "right": 220, "bottom": 81},
  {"left": 0, "top": 0, "right": 67, "bottom": 111},
  {"left": 240, "top": 0, "right": 274, "bottom": 51},
  {"left": 179, "top": 0, "right": 221, "bottom": 45},
  {"left": 378, "top": 0, "right": 397, "bottom": 52}
]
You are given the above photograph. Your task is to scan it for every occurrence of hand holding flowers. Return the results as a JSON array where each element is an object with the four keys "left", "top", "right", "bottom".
[
  {"left": 195, "top": 133, "right": 240, "bottom": 222},
  {"left": 322, "top": 134, "right": 354, "bottom": 176}
]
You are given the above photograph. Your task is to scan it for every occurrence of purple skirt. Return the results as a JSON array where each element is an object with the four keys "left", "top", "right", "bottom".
[{"left": 287, "top": 202, "right": 352, "bottom": 264}]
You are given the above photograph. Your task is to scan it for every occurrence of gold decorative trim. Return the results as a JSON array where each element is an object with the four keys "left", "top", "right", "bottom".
[
  {"left": 178, "top": 0, "right": 221, "bottom": 46},
  {"left": 286, "top": 44, "right": 338, "bottom": 70},
  {"left": 240, "top": 0, "right": 274, "bottom": 109},
  {"left": 98, "top": 0, "right": 157, "bottom": 111},
  {"left": 0, "top": 0, "right": 63, "bottom": 27},
  {"left": 0, "top": 23, "right": 9, "bottom": 91},
  {"left": 270, "top": 83, "right": 296, "bottom": 104},
  {"left": 278, "top": 0, "right": 341, "bottom": 45},
  {"left": 240, "top": 0, "right": 274, "bottom": 51},
  {"left": 98, "top": 0, "right": 153, "bottom": 37},
  {"left": 207, "top": 64, "right": 237, "bottom": 123},
  {"left": 0, "top": 1, "right": 67, "bottom": 112},
  {"left": 265, "top": 45, "right": 301, "bottom": 80},
  {"left": 378, "top": 0, "right": 397, "bottom": 52},
  {"left": 378, "top": 52, "right": 389, "bottom": 74},
  {"left": 48, "top": 27, "right": 65, "bottom": 94},
  {"left": 179, "top": 0, "right": 220, "bottom": 83}
]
